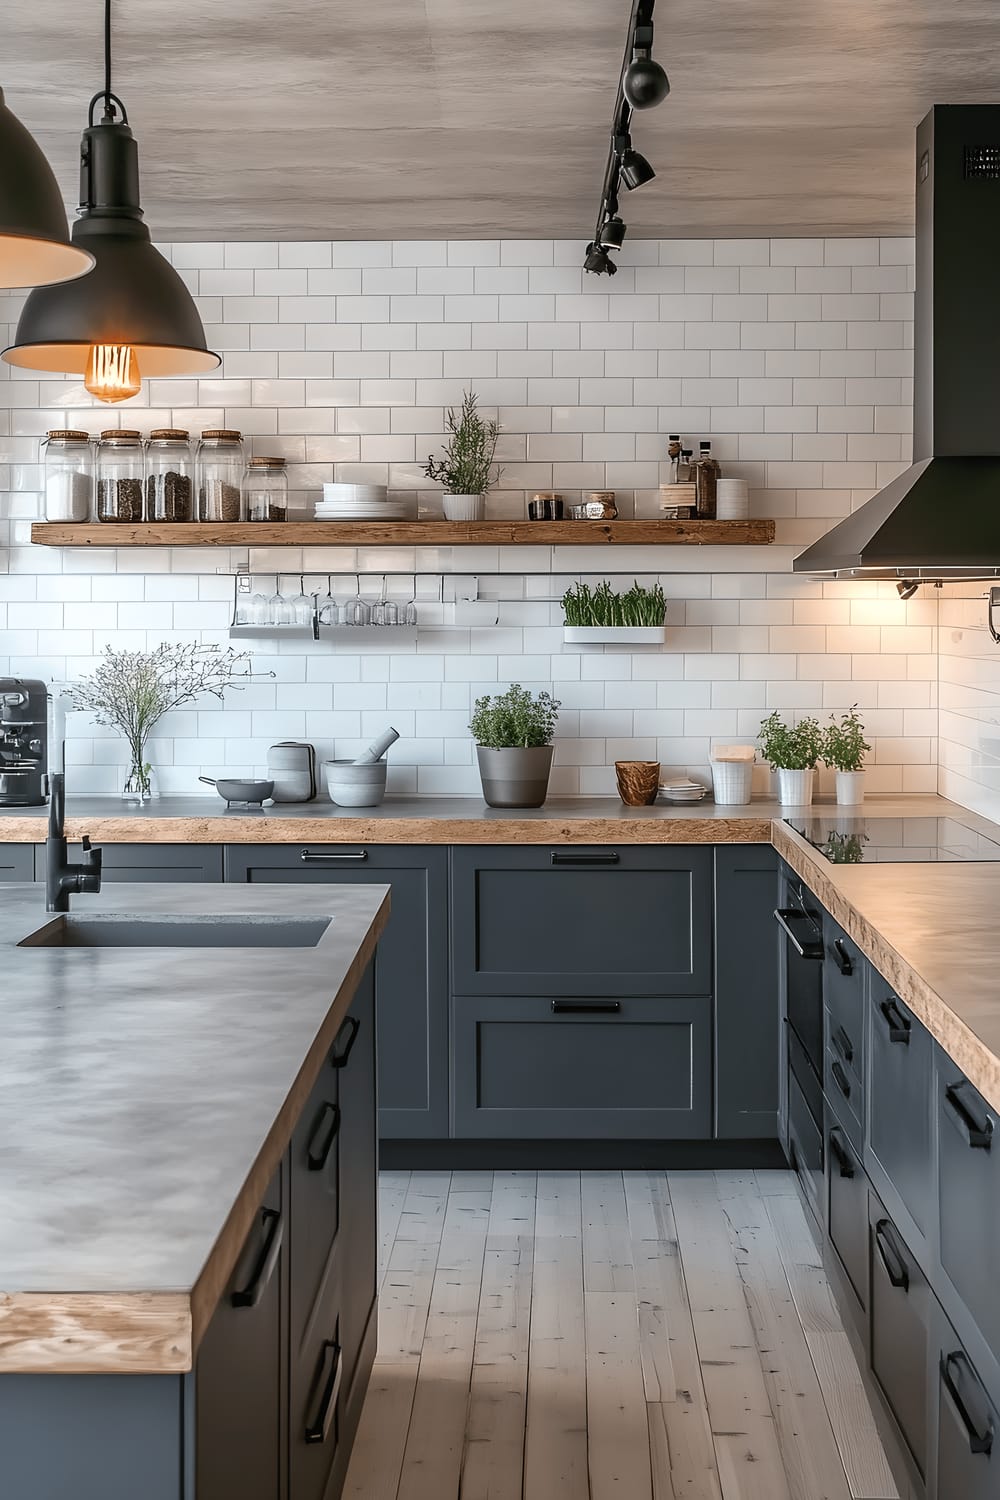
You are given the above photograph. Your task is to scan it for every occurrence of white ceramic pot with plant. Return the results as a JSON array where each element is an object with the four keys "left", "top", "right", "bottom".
[
  {"left": 70, "top": 642, "right": 253, "bottom": 802},
  {"left": 758, "top": 710, "right": 822, "bottom": 807},
  {"left": 469, "top": 684, "right": 560, "bottom": 808},
  {"left": 422, "top": 390, "right": 503, "bottom": 521},
  {"left": 822, "top": 706, "right": 871, "bottom": 806},
  {"left": 561, "top": 579, "right": 667, "bottom": 644}
]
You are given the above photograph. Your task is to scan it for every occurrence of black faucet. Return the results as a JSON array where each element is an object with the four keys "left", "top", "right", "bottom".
[{"left": 45, "top": 771, "right": 102, "bottom": 912}]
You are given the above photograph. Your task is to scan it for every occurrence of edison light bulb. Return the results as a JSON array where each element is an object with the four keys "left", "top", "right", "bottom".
[{"left": 84, "top": 344, "right": 141, "bottom": 403}]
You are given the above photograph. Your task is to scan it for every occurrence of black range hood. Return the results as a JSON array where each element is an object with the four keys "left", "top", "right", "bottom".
[{"left": 795, "top": 105, "right": 1000, "bottom": 582}]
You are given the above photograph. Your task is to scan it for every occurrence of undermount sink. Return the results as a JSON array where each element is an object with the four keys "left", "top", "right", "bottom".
[{"left": 18, "top": 915, "right": 332, "bottom": 949}]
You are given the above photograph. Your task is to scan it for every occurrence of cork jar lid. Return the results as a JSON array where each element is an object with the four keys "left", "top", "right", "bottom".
[
  {"left": 100, "top": 429, "right": 142, "bottom": 441},
  {"left": 248, "top": 456, "right": 286, "bottom": 468},
  {"left": 46, "top": 429, "right": 90, "bottom": 441},
  {"left": 149, "top": 428, "right": 190, "bottom": 441},
  {"left": 201, "top": 429, "right": 242, "bottom": 441}
]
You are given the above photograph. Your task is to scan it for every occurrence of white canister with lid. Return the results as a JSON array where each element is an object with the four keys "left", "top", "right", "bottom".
[{"left": 266, "top": 741, "right": 317, "bottom": 802}]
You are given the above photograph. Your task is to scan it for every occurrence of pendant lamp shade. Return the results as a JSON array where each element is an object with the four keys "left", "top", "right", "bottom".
[{"left": 0, "top": 87, "right": 95, "bottom": 289}]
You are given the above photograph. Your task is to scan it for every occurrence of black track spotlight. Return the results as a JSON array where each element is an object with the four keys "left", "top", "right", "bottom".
[
  {"left": 896, "top": 579, "right": 920, "bottom": 601},
  {"left": 624, "top": 54, "right": 670, "bottom": 110},
  {"left": 584, "top": 242, "right": 617, "bottom": 277},
  {"left": 619, "top": 144, "right": 656, "bottom": 190},
  {"left": 599, "top": 216, "right": 627, "bottom": 250}
]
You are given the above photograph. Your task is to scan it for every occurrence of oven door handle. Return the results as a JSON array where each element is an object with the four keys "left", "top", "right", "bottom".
[{"left": 773, "top": 908, "right": 824, "bottom": 959}]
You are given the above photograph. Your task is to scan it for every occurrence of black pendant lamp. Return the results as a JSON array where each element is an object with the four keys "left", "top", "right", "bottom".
[
  {"left": 0, "top": 89, "right": 94, "bottom": 288},
  {"left": 2, "top": 0, "right": 219, "bottom": 402}
]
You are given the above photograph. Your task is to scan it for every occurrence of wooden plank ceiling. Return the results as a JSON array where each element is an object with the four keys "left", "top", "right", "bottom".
[{"left": 4, "top": 0, "right": 1000, "bottom": 238}]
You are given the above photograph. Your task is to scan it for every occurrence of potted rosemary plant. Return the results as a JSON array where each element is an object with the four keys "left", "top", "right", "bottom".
[
  {"left": 822, "top": 706, "right": 871, "bottom": 806},
  {"left": 469, "top": 684, "right": 560, "bottom": 807},
  {"left": 561, "top": 579, "right": 667, "bottom": 644},
  {"left": 70, "top": 642, "right": 252, "bottom": 802},
  {"left": 422, "top": 390, "right": 502, "bottom": 521},
  {"left": 758, "top": 710, "right": 823, "bottom": 806}
]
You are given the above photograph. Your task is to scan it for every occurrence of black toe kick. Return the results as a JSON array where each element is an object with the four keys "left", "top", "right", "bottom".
[{"left": 379, "top": 1138, "right": 788, "bottom": 1171}]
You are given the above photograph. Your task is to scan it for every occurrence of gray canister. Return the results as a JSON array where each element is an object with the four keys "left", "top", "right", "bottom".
[{"left": 266, "top": 741, "right": 317, "bottom": 802}]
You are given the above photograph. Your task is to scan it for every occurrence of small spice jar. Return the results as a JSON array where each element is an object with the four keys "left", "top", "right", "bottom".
[
  {"left": 243, "top": 456, "right": 288, "bottom": 522},
  {"left": 145, "top": 429, "right": 193, "bottom": 523},
  {"left": 197, "top": 429, "right": 244, "bottom": 522},
  {"left": 41, "top": 430, "right": 92, "bottom": 521},
  {"left": 96, "top": 430, "right": 145, "bottom": 523}
]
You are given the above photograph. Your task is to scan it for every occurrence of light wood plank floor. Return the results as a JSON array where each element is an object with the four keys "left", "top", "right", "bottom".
[{"left": 344, "top": 1170, "right": 899, "bottom": 1500}]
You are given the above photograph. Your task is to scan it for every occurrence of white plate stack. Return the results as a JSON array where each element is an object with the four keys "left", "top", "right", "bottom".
[
  {"left": 658, "top": 777, "right": 708, "bottom": 804},
  {"left": 715, "top": 477, "right": 749, "bottom": 520},
  {"left": 316, "top": 483, "right": 409, "bottom": 520}
]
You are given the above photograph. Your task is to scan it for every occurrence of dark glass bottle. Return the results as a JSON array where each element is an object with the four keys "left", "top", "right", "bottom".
[{"left": 694, "top": 441, "right": 720, "bottom": 519}]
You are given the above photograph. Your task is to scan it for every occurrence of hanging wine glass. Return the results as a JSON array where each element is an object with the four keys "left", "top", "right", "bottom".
[
  {"left": 290, "top": 573, "right": 314, "bottom": 628},
  {"left": 317, "top": 574, "right": 339, "bottom": 626}
]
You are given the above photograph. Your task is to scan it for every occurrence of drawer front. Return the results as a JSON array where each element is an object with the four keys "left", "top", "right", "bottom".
[
  {"left": 869, "top": 1202, "right": 929, "bottom": 1478},
  {"left": 937, "top": 1059, "right": 1000, "bottom": 1365},
  {"left": 0, "top": 843, "right": 34, "bottom": 881},
  {"left": 451, "top": 846, "right": 712, "bottom": 996},
  {"left": 787, "top": 1066, "right": 823, "bottom": 1231},
  {"left": 39, "top": 842, "right": 224, "bottom": 882},
  {"left": 936, "top": 1332, "right": 1000, "bottom": 1500},
  {"left": 823, "top": 918, "right": 865, "bottom": 1069},
  {"left": 290, "top": 1309, "right": 344, "bottom": 1500},
  {"left": 867, "top": 982, "right": 932, "bottom": 1238},
  {"left": 333, "top": 976, "right": 378, "bottom": 1402},
  {"left": 289, "top": 1049, "right": 341, "bottom": 1351},
  {"left": 824, "top": 1041, "right": 863, "bottom": 1153},
  {"left": 452, "top": 995, "right": 711, "bottom": 1138},
  {"left": 826, "top": 1119, "right": 867, "bottom": 1313}
]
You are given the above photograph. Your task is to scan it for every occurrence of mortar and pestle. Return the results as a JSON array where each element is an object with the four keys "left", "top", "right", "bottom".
[{"left": 324, "top": 726, "right": 399, "bottom": 806}]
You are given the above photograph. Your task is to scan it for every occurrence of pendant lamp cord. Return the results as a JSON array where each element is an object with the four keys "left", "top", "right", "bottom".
[{"left": 87, "top": 0, "right": 128, "bottom": 127}]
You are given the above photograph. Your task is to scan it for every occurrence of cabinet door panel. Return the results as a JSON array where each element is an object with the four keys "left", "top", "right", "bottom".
[
  {"left": 452, "top": 994, "right": 711, "bottom": 1138},
  {"left": 826, "top": 1118, "right": 867, "bottom": 1315},
  {"left": 290, "top": 1310, "right": 344, "bottom": 1500},
  {"left": 936, "top": 1333, "right": 1000, "bottom": 1500},
  {"left": 0, "top": 843, "right": 34, "bottom": 881},
  {"left": 937, "top": 1053, "right": 1000, "bottom": 1369},
  {"left": 823, "top": 917, "right": 866, "bottom": 1073},
  {"left": 38, "top": 842, "right": 223, "bottom": 882},
  {"left": 334, "top": 970, "right": 378, "bottom": 1403},
  {"left": 289, "top": 1047, "right": 341, "bottom": 1352},
  {"left": 869, "top": 1199, "right": 929, "bottom": 1478},
  {"left": 867, "top": 980, "right": 932, "bottom": 1240},
  {"left": 714, "top": 847, "right": 779, "bottom": 1138},
  {"left": 451, "top": 846, "right": 712, "bottom": 996}
]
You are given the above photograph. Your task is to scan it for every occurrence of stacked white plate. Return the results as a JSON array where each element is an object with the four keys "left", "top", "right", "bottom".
[
  {"left": 658, "top": 776, "right": 708, "bottom": 803},
  {"left": 316, "top": 483, "right": 409, "bottom": 520}
]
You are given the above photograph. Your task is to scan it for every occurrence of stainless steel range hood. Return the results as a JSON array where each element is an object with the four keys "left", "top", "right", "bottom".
[{"left": 794, "top": 105, "right": 1000, "bottom": 582}]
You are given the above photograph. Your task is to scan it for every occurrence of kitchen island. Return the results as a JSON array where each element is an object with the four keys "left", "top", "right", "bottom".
[{"left": 0, "top": 880, "right": 389, "bottom": 1500}]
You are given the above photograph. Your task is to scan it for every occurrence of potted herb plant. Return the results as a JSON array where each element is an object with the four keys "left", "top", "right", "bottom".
[
  {"left": 71, "top": 642, "right": 252, "bottom": 802},
  {"left": 822, "top": 706, "right": 871, "bottom": 806},
  {"left": 561, "top": 579, "right": 667, "bottom": 644},
  {"left": 422, "top": 390, "right": 503, "bottom": 521},
  {"left": 469, "top": 684, "right": 560, "bottom": 807},
  {"left": 757, "top": 710, "right": 823, "bottom": 806}
]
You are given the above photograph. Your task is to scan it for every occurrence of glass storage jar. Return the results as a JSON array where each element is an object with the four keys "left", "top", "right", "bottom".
[
  {"left": 243, "top": 456, "right": 288, "bottom": 522},
  {"left": 145, "top": 429, "right": 193, "bottom": 523},
  {"left": 42, "top": 429, "right": 93, "bottom": 521},
  {"left": 197, "top": 429, "right": 244, "bottom": 522},
  {"left": 95, "top": 430, "right": 145, "bottom": 523}
]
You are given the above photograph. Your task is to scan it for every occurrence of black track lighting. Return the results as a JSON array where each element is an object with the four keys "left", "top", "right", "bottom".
[
  {"left": 584, "top": 242, "right": 618, "bottom": 276},
  {"left": 599, "top": 216, "right": 627, "bottom": 250},
  {"left": 619, "top": 144, "right": 656, "bottom": 191},
  {"left": 623, "top": 18, "right": 670, "bottom": 111},
  {"left": 896, "top": 580, "right": 920, "bottom": 601}
]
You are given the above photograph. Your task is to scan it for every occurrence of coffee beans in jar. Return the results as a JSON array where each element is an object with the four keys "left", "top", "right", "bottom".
[
  {"left": 96, "top": 430, "right": 145, "bottom": 523},
  {"left": 146, "top": 430, "right": 193, "bottom": 523},
  {"left": 197, "top": 430, "right": 245, "bottom": 522}
]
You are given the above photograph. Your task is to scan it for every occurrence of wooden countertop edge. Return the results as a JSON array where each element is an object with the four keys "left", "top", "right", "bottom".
[
  {"left": 0, "top": 891, "right": 390, "bottom": 1376},
  {"left": 772, "top": 823, "right": 1000, "bottom": 1116}
]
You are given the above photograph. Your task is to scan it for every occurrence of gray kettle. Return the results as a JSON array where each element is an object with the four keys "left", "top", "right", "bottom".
[{"left": 266, "top": 741, "right": 317, "bottom": 803}]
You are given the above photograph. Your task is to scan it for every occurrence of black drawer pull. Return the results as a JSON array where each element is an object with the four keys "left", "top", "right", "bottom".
[
  {"left": 331, "top": 1015, "right": 361, "bottom": 1067},
  {"left": 874, "top": 1219, "right": 909, "bottom": 1290},
  {"left": 301, "top": 848, "right": 368, "bottom": 862},
  {"left": 551, "top": 999, "right": 621, "bottom": 1015},
  {"left": 231, "top": 1207, "right": 284, "bottom": 1309},
  {"left": 774, "top": 908, "right": 824, "bottom": 959},
  {"left": 944, "top": 1081, "right": 994, "bottom": 1150},
  {"left": 304, "top": 1339, "right": 343, "bottom": 1445},
  {"left": 879, "top": 997, "right": 911, "bottom": 1044},
  {"left": 831, "top": 1059, "right": 851, "bottom": 1100},
  {"left": 942, "top": 1352, "right": 994, "bottom": 1456},
  {"left": 306, "top": 1103, "right": 341, "bottom": 1172},
  {"left": 828, "top": 1128, "right": 855, "bottom": 1179},
  {"left": 831, "top": 1025, "right": 854, "bottom": 1065},
  {"left": 833, "top": 939, "right": 854, "bottom": 976},
  {"left": 550, "top": 851, "right": 620, "bottom": 865}
]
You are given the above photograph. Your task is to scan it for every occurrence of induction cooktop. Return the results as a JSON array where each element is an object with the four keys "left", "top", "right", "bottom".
[{"left": 783, "top": 816, "right": 1000, "bottom": 864}]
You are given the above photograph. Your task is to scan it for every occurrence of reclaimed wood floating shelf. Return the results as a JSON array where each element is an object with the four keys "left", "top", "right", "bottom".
[{"left": 30, "top": 518, "right": 775, "bottom": 548}]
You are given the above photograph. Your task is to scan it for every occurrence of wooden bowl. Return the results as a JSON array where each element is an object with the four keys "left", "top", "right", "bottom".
[{"left": 615, "top": 760, "right": 661, "bottom": 806}]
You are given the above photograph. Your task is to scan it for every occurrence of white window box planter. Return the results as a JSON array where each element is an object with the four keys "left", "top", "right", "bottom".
[{"left": 563, "top": 625, "right": 666, "bottom": 645}]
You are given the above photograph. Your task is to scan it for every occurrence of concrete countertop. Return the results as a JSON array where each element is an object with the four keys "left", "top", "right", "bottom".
[
  {"left": 0, "top": 791, "right": 968, "bottom": 844},
  {"left": 0, "top": 881, "right": 389, "bottom": 1376}
]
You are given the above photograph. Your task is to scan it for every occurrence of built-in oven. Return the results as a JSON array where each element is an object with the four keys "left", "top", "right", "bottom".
[{"left": 775, "top": 872, "right": 825, "bottom": 1223}]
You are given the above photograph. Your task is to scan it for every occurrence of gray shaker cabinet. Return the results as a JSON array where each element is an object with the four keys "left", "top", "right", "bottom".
[
  {"left": 36, "top": 841, "right": 224, "bottom": 883},
  {"left": 224, "top": 845, "right": 448, "bottom": 1140},
  {"left": 0, "top": 843, "right": 34, "bottom": 881},
  {"left": 713, "top": 846, "right": 779, "bottom": 1138}
]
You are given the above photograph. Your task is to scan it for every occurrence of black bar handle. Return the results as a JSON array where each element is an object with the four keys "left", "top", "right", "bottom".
[
  {"left": 879, "top": 997, "right": 911, "bottom": 1044},
  {"left": 231, "top": 1208, "right": 284, "bottom": 1309},
  {"left": 301, "top": 848, "right": 367, "bottom": 862},
  {"left": 828, "top": 1128, "right": 855, "bottom": 1179},
  {"left": 304, "top": 1339, "right": 343, "bottom": 1445},
  {"left": 831, "top": 1059, "right": 851, "bottom": 1100},
  {"left": 773, "top": 908, "right": 824, "bottom": 959},
  {"left": 874, "top": 1219, "right": 909, "bottom": 1290},
  {"left": 551, "top": 999, "right": 622, "bottom": 1014},
  {"left": 941, "top": 1352, "right": 994, "bottom": 1455},
  {"left": 831, "top": 1025, "right": 854, "bottom": 1065},
  {"left": 833, "top": 939, "right": 854, "bottom": 976},
  {"left": 550, "top": 851, "right": 620, "bottom": 865},
  {"left": 306, "top": 1103, "right": 341, "bottom": 1172},
  {"left": 944, "top": 1081, "right": 994, "bottom": 1150},
  {"left": 331, "top": 1014, "right": 361, "bottom": 1067}
]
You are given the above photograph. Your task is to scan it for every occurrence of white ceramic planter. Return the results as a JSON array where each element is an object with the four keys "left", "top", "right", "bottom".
[
  {"left": 563, "top": 625, "right": 666, "bottom": 644},
  {"left": 442, "top": 493, "right": 484, "bottom": 521},
  {"left": 835, "top": 769, "right": 865, "bottom": 806},
  {"left": 776, "top": 767, "right": 816, "bottom": 806}
]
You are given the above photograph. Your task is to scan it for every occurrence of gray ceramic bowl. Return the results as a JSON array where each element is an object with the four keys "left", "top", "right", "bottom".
[{"left": 199, "top": 775, "right": 274, "bottom": 804}]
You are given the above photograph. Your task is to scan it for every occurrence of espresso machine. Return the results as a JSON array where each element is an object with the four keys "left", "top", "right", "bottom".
[{"left": 0, "top": 678, "right": 48, "bottom": 806}]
